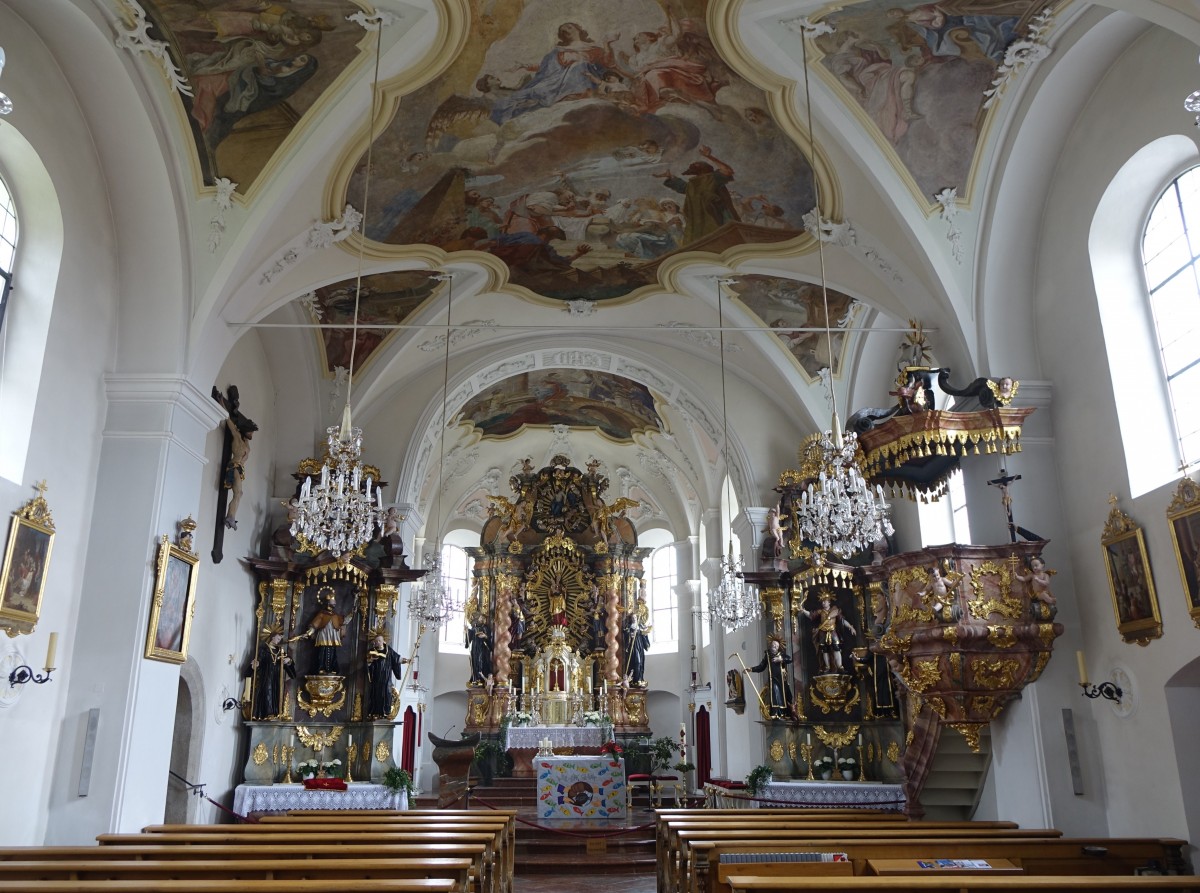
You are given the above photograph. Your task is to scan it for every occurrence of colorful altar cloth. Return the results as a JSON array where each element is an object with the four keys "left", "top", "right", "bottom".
[
  {"left": 233, "top": 782, "right": 407, "bottom": 815},
  {"left": 535, "top": 756, "right": 626, "bottom": 819},
  {"left": 761, "top": 780, "right": 905, "bottom": 811},
  {"left": 505, "top": 725, "right": 608, "bottom": 751}
]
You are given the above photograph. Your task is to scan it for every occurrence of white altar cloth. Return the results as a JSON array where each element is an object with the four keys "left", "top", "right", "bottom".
[
  {"left": 504, "top": 725, "right": 608, "bottom": 751},
  {"left": 761, "top": 780, "right": 905, "bottom": 811},
  {"left": 233, "top": 782, "right": 407, "bottom": 815}
]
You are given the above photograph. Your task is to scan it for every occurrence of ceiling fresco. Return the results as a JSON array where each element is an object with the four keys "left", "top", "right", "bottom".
[
  {"left": 812, "top": 0, "right": 1054, "bottom": 198},
  {"left": 144, "top": 0, "right": 370, "bottom": 187},
  {"left": 460, "top": 370, "right": 664, "bottom": 441},
  {"left": 349, "top": 0, "right": 819, "bottom": 301},
  {"left": 308, "top": 270, "right": 439, "bottom": 375},
  {"left": 730, "top": 275, "right": 858, "bottom": 381}
]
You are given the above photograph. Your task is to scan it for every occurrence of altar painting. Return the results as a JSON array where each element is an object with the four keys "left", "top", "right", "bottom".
[
  {"left": 309, "top": 271, "right": 440, "bottom": 374},
  {"left": 143, "top": 0, "right": 370, "bottom": 186},
  {"left": 731, "top": 275, "right": 858, "bottom": 380},
  {"left": 461, "top": 371, "right": 663, "bottom": 440},
  {"left": 813, "top": 0, "right": 1046, "bottom": 198},
  {"left": 353, "top": 0, "right": 817, "bottom": 301}
]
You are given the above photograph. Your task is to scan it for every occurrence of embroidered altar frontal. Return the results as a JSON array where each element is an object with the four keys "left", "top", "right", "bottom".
[{"left": 536, "top": 756, "right": 627, "bottom": 819}]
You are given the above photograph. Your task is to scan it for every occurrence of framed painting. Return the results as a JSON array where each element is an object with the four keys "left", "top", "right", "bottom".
[
  {"left": 0, "top": 483, "right": 56, "bottom": 638},
  {"left": 145, "top": 534, "right": 199, "bottom": 663},
  {"left": 1166, "top": 476, "right": 1200, "bottom": 629},
  {"left": 1101, "top": 495, "right": 1162, "bottom": 646}
]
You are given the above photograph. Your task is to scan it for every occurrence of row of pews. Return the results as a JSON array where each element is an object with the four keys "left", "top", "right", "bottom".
[
  {"left": 0, "top": 808, "right": 517, "bottom": 893},
  {"left": 654, "top": 808, "right": 1196, "bottom": 893}
]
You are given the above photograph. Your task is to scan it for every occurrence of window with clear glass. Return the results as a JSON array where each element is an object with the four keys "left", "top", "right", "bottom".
[
  {"left": 1144, "top": 166, "right": 1200, "bottom": 468},
  {"left": 438, "top": 543, "right": 472, "bottom": 652},
  {"left": 648, "top": 543, "right": 678, "bottom": 649},
  {"left": 0, "top": 175, "right": 16, "bottom": 332}
]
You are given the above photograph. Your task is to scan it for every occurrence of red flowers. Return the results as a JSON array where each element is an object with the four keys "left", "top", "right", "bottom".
[{"left": 600, "top": 740, "right": 624, "bottom": 756}]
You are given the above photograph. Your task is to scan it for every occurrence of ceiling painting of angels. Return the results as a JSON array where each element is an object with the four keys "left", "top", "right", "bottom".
[
  {"left": 731, "top": 276, "right": 859, "bottom": 381},
  {"left": 461, "top": 370, "right": 664, "bottom": 441},
  {"left": 350, "top": 0, "right": 819, "bottom": 301},
  {"left": 308, "top": 271, "right": 439, "bottom": 375},
  {"left": 812, "top": 0, "right": 1053, "bottom": 198},
  {"left": 142, "top": 0, "right": 373, "bottom": 187}
]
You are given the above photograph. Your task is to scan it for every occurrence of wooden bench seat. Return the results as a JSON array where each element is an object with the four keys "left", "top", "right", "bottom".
[
  {"left": 0, "top": 857, "right": 472, "bottom": 892},
  {"left": 723, "top": 877, "right": 1200, "bottom": 893},
  {"left": 693, "top": 838, "right": 1189, "bottom": 893},
  {"left": 0, "top": 880, "right": 457, "bottom": 893}
]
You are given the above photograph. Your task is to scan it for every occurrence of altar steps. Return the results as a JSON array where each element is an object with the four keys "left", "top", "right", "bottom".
[{"left": 514, "top": 821, "right": 657, "bottom": 875}]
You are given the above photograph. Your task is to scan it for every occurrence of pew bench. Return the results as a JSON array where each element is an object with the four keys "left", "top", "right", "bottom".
[
  {"left": 723, "top": 877, "right": 1200, "bottom": 893},
  {"left": 0, "top": 880, "right": 457, "bottom": 893}
]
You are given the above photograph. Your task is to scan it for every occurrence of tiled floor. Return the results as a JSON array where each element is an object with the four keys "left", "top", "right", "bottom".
[{"left": 513, "top": 874, "right": 656, "bottom": 893}]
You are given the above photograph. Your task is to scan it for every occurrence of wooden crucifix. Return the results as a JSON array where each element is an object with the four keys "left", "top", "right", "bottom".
[{"left": 211, "top": 384, "right": 258, "bottom": 564}]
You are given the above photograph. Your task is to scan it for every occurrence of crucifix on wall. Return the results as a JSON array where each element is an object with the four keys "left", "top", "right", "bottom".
[{"left": 211, "top": 384, "right": 258, "bottom": 564}]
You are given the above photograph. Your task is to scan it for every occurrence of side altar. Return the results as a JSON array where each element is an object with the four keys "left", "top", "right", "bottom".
[{"left": 459, "top": 455, "right": 654, "bottom": 738}]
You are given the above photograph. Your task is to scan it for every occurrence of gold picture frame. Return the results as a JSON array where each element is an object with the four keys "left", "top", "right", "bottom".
[
  {"left": 144, "top": 532, "right": 199, "bottom": 663},
  {"left": 1101, "top": 495, "right": 1162, "bottom": 646},
  {"left": 0, "top": 482, "right": 56, "bottom": 638},
  {"left": 1166, "top": 477, "right": 1200, "bottom": 630}
]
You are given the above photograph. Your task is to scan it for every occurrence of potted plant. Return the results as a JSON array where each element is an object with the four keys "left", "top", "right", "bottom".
[
  {"left": 837, "top": 756, "right": 858, "bottom": 780},
  {"left": 599, "top": 740, "right": 624, "bottom": 761},
  {"left": 745, "top": 764, "right": 773, "bottom": 795},
  {"left": 296, "top": 759, "right": 318, "bottom": 780},
  {"left": 473, "top": 740, "right": 503, "bottom": 785},
  {"left": 382, "top": 766, "right": 414, "bottom": 802},
  {"left": 813, "top": 755, "right": 835, "bottom": 780},
  {"left": 648, "top": 735, "right": 680, "bottom": 776}
]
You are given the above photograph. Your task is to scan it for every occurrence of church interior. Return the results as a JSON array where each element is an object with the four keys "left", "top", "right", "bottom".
[{"left": 2, "top": 0, "right": 1200, "bottom": 880}]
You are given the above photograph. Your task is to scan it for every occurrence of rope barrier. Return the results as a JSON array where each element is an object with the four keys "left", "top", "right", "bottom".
[{"left": 469, "top": 791, "right": 657, "bottom": 838}]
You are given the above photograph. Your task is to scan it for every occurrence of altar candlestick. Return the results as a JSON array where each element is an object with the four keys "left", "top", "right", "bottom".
[{"left": 45, "top": 632, "right": 58, "bottom": 670}]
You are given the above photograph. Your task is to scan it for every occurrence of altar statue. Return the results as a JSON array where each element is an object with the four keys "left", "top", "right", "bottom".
[
  {"left": 249, "top": 630, "right": 294, "bottom": 719},
  {"left": 622, "top": 595, "right": 651, "bottom": 686},
  {"left": 549, "top": 579, "right": 568, "bottom": 626},
  {"left": 365, "top": 633, "right": 408, "bottom": 719},
  {"left": 469, "top": 618, "right": 493, "bottom": 685},
  {"left": 747, "top": 634, "right": 793, "bottom": 719},
  {"left": 799, "top": 592, "right": 856, "bottom": 673},
  {"left": 296, "top": 586, "right": 354, "bottom": 674}
]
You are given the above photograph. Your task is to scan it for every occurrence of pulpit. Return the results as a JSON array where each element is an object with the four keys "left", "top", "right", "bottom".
[{"left": 429, "top": 731, "right": 479, "bottom": 807}]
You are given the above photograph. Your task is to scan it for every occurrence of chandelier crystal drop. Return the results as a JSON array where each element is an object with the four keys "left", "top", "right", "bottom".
[
  {"left": 290, "top": 406, "right": 383, "bottom": 558},
  {"left": 795, "top": 422, "right": 894, "bottom": 558},
  {"left": 408, "top": 546, "right": 454, "bottom": 628}
]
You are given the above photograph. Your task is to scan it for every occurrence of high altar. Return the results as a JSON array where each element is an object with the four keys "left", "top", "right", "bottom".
[{"left": 461, "top": 455, "right": 652, "bottom": 736}]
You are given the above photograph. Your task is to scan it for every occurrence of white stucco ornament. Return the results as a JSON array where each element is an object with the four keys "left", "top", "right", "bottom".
[
  {"left": 115, "top": 0, "right": 193, "bottom": 97},
  {"left": 982, "top": 8, "right": 1054, "bottom": 109},
  {"left": 934, "top": 187, "right": 965, "bottom": 264}
]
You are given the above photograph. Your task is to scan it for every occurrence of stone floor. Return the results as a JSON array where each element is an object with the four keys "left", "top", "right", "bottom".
[{"left": 513, "top": 874, "right": 657, "bottom": 893}]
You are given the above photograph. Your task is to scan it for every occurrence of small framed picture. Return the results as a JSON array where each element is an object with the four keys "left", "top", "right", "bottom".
[
  {"left": 1166, "top": 477, "right": 1200, "bottom": 630},
  {"left": 145, "top": 534, "right": 199, "bottom": 663},
  {"left": 1101, "top": 496, "right": 1162, "bottom": 646},
  {"left": 0, "top": 484, "right": 56, "bottom": 638}
]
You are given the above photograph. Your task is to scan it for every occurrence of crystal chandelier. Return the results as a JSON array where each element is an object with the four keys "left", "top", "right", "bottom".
[
  {"left": 289, "top": 28, "right": 385, "bottom": 558},
  {"left": 789, "top": 19, "right": 893, "bottom": 559},
  {"left": 707, "top": 279, "right": 760, "bottom": 632},
  {"left": 409, "top": 548, "right": 453, "bottom": 628}
]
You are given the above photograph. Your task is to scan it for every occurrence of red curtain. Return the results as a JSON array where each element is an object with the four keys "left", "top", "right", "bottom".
[
  {"left": 696, "top": 705, "right": 712, "bottom": 787},
  {"left": 401, "top": 706, "right": 417, "bottom": 773}
]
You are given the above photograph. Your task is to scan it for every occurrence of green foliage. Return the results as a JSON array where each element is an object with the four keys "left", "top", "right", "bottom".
[
  {"left": 474, "top": 740, "right": 503, "bottom": 762},
  {"left": 746, "top": 764, "right": 773, "bottom": 795},
  {"left": 382, "top": 766, "right": 414, "bottom": 799},
  {"left": 648, "top": 735, "right": 681, "bottom": 774},
  {"left": 673, "top": 760, "right": 696, "bottom": 774}
]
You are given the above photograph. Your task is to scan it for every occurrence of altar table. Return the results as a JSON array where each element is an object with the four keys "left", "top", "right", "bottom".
[
  {"left": 535, "top": 755, "right": 626, "bottom": 819},
  {"left": 505, "top": 726, "right": 609, "bottom": 777},
  {"left": 761, "top": 779, "right": 905, "bottom": 811},
  {"left": 233, "top": 782, "right": 407, "bottom": 816}
]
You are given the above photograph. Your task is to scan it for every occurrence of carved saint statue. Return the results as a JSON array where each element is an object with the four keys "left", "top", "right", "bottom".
[
  {"left": 212, "top": 384, "right": 258, "bottom": 530},
  {"left": 799, "top": 593, "right": 856, "bottom": 673},
  {"left": 296, "top": 586, "right": 354, "bottom": 675},
  {"left": 250, "top": 630, "right": 294, "bottom": 719},
  {"left": 748, "top": 634, "right": 794, "bottom": 719},
  {"left": 365, "top": 633, "right": 408, "bottom": 719}
]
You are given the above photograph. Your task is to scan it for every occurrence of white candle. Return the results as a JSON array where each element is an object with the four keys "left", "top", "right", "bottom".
[
  {"left": 290, "top": 734, "right": 295, "bottom": 747},
  {"left": 806, "top": 733, "right": 811, "bottom": 746},
  {"left": 857, "top": 733, "right": 863, "bottom": 746},
  {"left": 349, "top": 734, "right": 354, "bottom": 747},
  {"left": 44, "top": 632, "right": 58, "bottom": 670},
  {"left": 1076, "top": 650, "right": 1088, "bottom": 686}
]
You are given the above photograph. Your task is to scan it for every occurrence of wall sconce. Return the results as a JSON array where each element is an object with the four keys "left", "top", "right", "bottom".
[
  {"left": 1076, "top": 649, "right": 1122, "bottom": 702},
  {"left": 8, "top": 632, "right": 57, "bottom": 687}
]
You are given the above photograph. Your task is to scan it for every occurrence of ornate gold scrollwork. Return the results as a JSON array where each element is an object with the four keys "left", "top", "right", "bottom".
[
  {"left": 971, "top": 695, "right": 1002, "bottom": 718},
  {"left": 972, "top": 657, "right": 1021, "bottom": 690},
  {"left": 375, "top": 741, "right": 390, "bottom": 763},
  {"left": 948, "top": 652, "right": 962, "bottom": 677},
  {"left": 296, "top": 725, "right": 343, "bottom": 753},
  {"left": 968, "top": 561, "right": 1023, "bottom": 619},
  {"left": 810, "top": 673, "right": 860, "bottom": 714},
  {"left": 925, "top": 695, "right": 947, "bottom": 718},
  {"left": 1027, "top": 651, "right": 1051, "bottom": 683},
  {"left": 252, "top": 742, "right": 269, "bottom": 765},
  {"left": 770, "top": 739, "right": 785, "bottom": 761},
  {"left": 887, "top": 741, "right": 901, "bottom": 763},
  {"left": 948, "top": 722, "right": 985, "bottom": 753},
  {"left": 813, "top": 724, "right": 860, "bottom": 748},
  {"left": 877, "top": 630, "right": 913, "bottom": 654},
  {"left": 986, "top": 625, "right": 1018, "bottom": 648},
  {"left": 901, "top": 657, "right": 941, "bottom": 693}
]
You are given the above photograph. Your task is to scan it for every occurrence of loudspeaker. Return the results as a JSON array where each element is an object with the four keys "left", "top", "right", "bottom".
[
  {"left": 78, "top": 707, "right": 100, "bottom": 797},
  {"left": 1061, "top": 707, "right": 1084, "bottom": 795}
]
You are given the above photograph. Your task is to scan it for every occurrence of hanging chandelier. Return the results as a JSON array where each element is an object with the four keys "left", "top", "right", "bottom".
[
  {"left": 790, "top": 19, "right": 892, "bottom": 559},
  {"left": 289, "top": 26, "right": 386, "bottom": 559},
  {"left": 707, "top": 279, "right": 760, "bottom": 632}
]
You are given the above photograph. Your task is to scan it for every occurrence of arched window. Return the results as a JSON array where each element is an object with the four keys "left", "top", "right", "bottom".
[
  {"left": 0, "top": 174, "right": 16, "bottom": 333},
  {"left": 437, "top": 542, "right": 472, "bottom": 653},
  {"left": 1143, "top": 166, "right": 1200, "bottom": 469},
  {"left": 648, "top": 542, "right": 678, "bottom": 651}
]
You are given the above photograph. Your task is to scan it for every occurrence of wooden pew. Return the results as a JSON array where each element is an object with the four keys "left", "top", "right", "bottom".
[
  {"left": 0, "top": 858, "right": 472, "bottom": 892},
  {"left": 671, "top": 826, "right": 1061, "bottom": 893},
  {"left": 139, "top": 821, "right": 512, "bottom": 893},
  {"left": 694, "top": 838, "right": 1189, "bottom": 893},
  {"left": 99, "top": 831, "right": 501, "bottom": 893},
  {"left": 0, "top": 881, "right": 457, "bottom": 893},
  {"left": 723, "top": 877, "right": 1200, "bottom": 893}
]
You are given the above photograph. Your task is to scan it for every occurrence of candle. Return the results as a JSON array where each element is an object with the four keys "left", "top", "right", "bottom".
[
  {"left": 44, "top": 632, "right": 58, "bottom": 670},
  {"left": 290, "top": 734, "right": 295, "bottom": 747},
  {"left": 857, "top": 733, "right": 863, "bottom": 746},
  {"left": 1076, "top": 651, "right": 1088, "bottom": 686},
  {"left": 348, "top": 734, "right": 353, "bottom": 747},
  {"left": 806, "top": 733, "right": 811, "bottom": 746}
]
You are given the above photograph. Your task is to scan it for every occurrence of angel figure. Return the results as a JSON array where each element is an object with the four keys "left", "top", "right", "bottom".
[
  {"left": 488, "top": 494, "right": 529, "bottom": 545},
  {"left": 590, "top": 496, "right": 638, "bottom": 542},
  {"left": 1014, "top": 555, "right": 1055, "bottom": 606}
]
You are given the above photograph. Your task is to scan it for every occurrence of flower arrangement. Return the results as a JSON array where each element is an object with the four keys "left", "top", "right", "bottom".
[
  {"left": 599, "top": 740, "right": 624, "bottom": 757},
  {"left": 812, "top": 755, "right": 835, "bottom": 778},
  {"left": 502, "top": 711, "right": 533, "bottom": 728},
  {"left": 581, "top": 710, "right": 610, "bottom": 726},
  {"left": 837, "top": 756, "right": 858, "bottom": 778},
  {"left": 297, "top": 758, "right": 342, "bottom": 779},
  {"left": 382, "top": 766, "right": 415, "bottom": 800},
  {"left": 297, "top": 759, "right": 319, "bottom": 778},
  {"left": 745, "top": 764, "right": 773, "bottom": 795}
]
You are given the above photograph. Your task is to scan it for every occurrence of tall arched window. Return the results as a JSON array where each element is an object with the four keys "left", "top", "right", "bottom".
[
  {"left": 0, "top": 174, "right": 16, "bottom": 333},
  {"left": 648, "top": 543, "right": 678, "bottom": 651},
  {"left": 438, "top": 542, "right": 472, "bottom": 652},
  {"left": 1144, "top": 166, "right": 1200, "bottom": 469}
]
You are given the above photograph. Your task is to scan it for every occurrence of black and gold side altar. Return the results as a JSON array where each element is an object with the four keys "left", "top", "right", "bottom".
[
  {"left": 238, "top": 510, "right": 423, "bottom": 785},
  {"left": 462, "top": 455, "right": 651, "bottom": 736}
]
